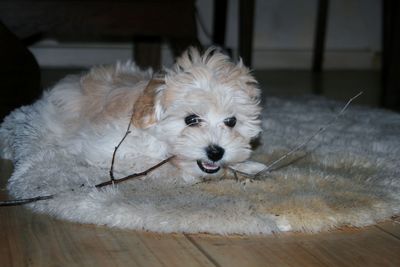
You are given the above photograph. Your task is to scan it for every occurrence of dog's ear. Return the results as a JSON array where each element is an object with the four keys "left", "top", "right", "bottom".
[
  {"left": 236, "top": 59, "right": 261, "bottom": 100},
  {"left": 132, "top": 78, "right": 165, "bottom": 128}
]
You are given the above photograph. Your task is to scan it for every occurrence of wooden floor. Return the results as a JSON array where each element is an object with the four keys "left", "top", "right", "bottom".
[{"left": 1, "top": 159, "right": 399, "bottom": 267}]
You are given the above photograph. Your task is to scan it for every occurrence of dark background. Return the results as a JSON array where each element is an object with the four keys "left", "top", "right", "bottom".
[{"left": 0, "top": 0, "right": 399, "bottom": 121}]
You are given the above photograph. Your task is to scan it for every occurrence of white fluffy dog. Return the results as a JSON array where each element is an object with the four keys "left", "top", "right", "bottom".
[{"left": 2, "top": 47, "right": 265, "bottom": 183}]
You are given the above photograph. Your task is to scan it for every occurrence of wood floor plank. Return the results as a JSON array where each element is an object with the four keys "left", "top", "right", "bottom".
[
  {"left": 0, "top": 207, "right": 216, "bottom": 267},
  {"left": 186, "top": 233, "right": 327, "bottom": 267},
  {"left": 187, "top": 226, "right": 400, "bottom": 267},
  {"left": 375, "top": 220, "right": 400, "bottom": 239},
  {"left": 298, "top": 227, "right": 400, "bottom": 267}
]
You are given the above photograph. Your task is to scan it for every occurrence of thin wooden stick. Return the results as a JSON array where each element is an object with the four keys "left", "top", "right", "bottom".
[
  {"left": 109, "top": 78, "right": 158, "bottom": 181},
  {"left": 96, "top": 156, "right": 174, "bottom": 188},
  {"left": 0, "top": 156, "right": 174, "bottom": 206},
  {"left": 0, "top": 195, "right": 54, "bottom": 206},
  {"left": 255, "top": 91, "right": 363, "bottom": 176},
  {"left": 109, "top": 111, "right": 135, "bottom": 181}
]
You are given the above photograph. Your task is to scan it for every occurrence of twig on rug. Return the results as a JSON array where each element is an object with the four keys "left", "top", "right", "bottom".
[
  {"left": 0, "top": 156, "right": 174, "bottom": 207},
  {"left": 227, "top": 92, "right": 363, "bottom": 180},
  {"left": 260, "top": 92, "right": 363, "bottom": 173},
  {"left": 0, "top": 195, "right": 55, "bottom": 206},
  {"left": 96, "top": 156, "right": 175, "bottom": 188}
]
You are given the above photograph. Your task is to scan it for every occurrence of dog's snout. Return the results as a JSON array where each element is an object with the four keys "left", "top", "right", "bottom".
[{"left": 206, "top": 144, "right": 225, "bottom": 161}]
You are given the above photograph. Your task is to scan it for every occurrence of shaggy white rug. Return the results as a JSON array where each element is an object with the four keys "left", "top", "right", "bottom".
[{"left": 1, "top": 96, "right": 399, "bottom": 235}]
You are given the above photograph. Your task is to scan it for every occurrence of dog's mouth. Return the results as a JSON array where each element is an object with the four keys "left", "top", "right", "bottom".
[{"left": 196, "top": 160, "right": 221, "bottom": 174}]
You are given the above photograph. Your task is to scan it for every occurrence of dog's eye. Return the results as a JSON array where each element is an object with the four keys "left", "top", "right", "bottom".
[
  {"left": 185, "top": 114, "right": 202, "bottom": 126},
  {"left": 224, "top": 117, "right": 237, "bottom": 127}
]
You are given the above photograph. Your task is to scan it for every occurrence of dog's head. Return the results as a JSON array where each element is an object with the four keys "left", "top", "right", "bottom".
[{"left": 132, "top": 47, "right": 263, "bottom": 182}]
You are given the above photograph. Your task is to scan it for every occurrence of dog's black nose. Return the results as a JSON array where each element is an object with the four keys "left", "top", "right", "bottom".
[{"left": 206, "top": 144, "right": 225, "bottom": 161}]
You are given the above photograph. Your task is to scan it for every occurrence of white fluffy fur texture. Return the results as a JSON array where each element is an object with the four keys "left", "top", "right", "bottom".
[{"left": 1, "top": 50, "right": 400, "bottom": 234}]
